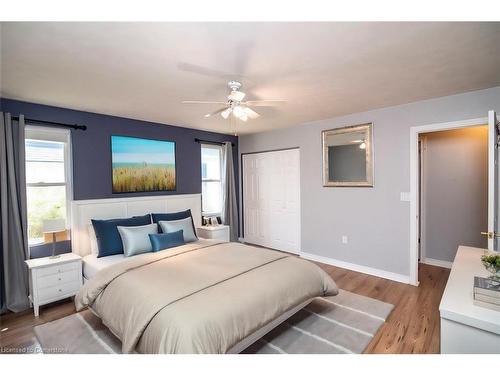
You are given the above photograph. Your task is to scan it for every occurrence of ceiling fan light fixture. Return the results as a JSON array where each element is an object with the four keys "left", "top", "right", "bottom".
[
  {"left": 183, "top": 80, "right": 281, "bottom": 123},
  {"left": 221, "top": 108, "right": 232, "bottom": 119},
  {"left": 232, "top": 105, "right": 246, "bottom": 119},
  {"left": 228, "top": 90, "right": 246, "bottom": 102},
  {"left": 244, "top": 107, "right": 260, "bottom": 119}
]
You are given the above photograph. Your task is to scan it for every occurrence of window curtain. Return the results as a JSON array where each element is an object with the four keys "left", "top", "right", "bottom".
[
  {"left": 0, "top": 113, "right": 30, "bottom": 314},
  {"left": 221, "top": 142, "right": 239, "bottom": 242}
]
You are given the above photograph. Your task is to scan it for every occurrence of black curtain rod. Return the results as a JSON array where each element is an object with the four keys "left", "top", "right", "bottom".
[
  {"left": 12, "top": 116, "right": 87, "bottom": 131},
  {"left": 195, "top": 138, "right": 234, "bottom": 147}
]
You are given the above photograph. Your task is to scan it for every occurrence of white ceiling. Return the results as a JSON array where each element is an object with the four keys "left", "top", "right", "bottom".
[{"left": 1, "top": 22, "right": 499, "bottom": 135}]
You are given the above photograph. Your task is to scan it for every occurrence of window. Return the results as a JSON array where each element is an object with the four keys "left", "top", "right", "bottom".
[
  {"left": 25, "top": 127, "right": 71, "bottom": 245},
  {"left": 201, "top": 144, "right": 223, "bottom": 216}
]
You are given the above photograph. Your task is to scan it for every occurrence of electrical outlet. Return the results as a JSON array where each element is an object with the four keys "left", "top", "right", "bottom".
[{"left": 342, "top": 235, "right": 348, "bottom": 244}]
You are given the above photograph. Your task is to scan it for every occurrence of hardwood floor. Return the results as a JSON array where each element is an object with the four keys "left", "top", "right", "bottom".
[
  {"left": 316, "top": 263, "right": 450, "bottom": 353},
  {"left": 0, "top": 298, "right": 76, "bottom": 354},
  {"left": 0, "top": 263, "right": 449, "bottom": 354}
]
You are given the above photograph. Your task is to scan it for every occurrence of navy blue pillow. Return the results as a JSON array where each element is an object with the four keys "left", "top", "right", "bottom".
[
  {"left": 149, "top": 230, "right": 185, "bottom": 252},
  {"left": 151, "top": 210, "right": 196, "bottom": 234},
  {"left": 92, "top": 214, "right": 151, "bottom": 258}
]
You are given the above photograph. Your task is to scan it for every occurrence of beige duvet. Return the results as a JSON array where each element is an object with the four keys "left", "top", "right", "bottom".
[{"left": 75, "top": 240, "right": 338, "bottom": 354}]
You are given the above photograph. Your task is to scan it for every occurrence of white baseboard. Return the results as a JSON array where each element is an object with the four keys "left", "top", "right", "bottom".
[
  {"left": 421, "top": 257, "right": 452, "bottom": 269},
  {"left": 300, "top": 252, "right": 411, "bottom": 284}
]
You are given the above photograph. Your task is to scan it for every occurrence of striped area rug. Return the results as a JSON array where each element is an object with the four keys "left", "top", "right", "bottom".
[
  {"left": 244, "top": 290, "right": 393, "bottom": 354},
  {"left": 34, "top": 290, "right": 393, "bottom": 354}
]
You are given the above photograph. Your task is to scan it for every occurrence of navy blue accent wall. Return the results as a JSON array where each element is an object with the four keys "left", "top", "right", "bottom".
[
  {"left": 1, "top": 99, "right": 238, "bottom": 200},
  {"left": 29, "top": 241, "right": 72, "bottom": 258}
]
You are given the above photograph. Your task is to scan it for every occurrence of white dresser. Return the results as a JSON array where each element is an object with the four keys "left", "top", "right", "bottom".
[
  {"left": 439, "top": 246, "right": 500, "bottom": 353},
  {"left": 196, "top": 225, "right": 230, "bottom": 242},
  {"left": 25, "top": 253, "right": 82, "bottom": 317}
]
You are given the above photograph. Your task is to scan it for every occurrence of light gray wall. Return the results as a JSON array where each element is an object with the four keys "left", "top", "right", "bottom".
[
  {"left": 422, "top": 127, "right": 488, "bottom": 263},
  {"left": 239, "top": 86, "right": 500, "bottom": 277}
]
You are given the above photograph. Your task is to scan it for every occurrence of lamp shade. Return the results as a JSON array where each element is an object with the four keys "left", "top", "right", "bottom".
[{"left": 42, "top": 218, "right": 66, "bottom": 233}]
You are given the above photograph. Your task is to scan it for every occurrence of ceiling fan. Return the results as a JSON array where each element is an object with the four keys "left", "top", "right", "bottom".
[{"left": 182, "top": 81, "right": 286, "bottom": 122}]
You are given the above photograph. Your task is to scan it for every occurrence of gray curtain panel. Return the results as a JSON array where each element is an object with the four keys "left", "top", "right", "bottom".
[
  {"left": 0, "top": 113, "right": 30, "bottom": 314},
  {"left": 222, "top": 142, "right": 239, "bottom": 242}
]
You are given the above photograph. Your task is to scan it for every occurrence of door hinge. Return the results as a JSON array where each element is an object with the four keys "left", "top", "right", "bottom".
[{"left": 496, "top": 121, "right": 500, "bottom": 148}]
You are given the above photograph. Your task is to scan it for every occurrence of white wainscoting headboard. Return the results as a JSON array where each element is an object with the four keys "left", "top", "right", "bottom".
[{"left": 71, "top": 194, "right": 202, "bottom": 257}]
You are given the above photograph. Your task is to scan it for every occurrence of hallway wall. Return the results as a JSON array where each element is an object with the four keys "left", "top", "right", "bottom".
[{"left": 421, "top": 126, "right": 488, "bottom": 265}]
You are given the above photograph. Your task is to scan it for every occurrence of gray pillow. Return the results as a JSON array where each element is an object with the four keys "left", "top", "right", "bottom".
[
  {"left": 159, "top": 217, "right": 198, "bottom": 243},
  {"left": 117, "top": 223, "right": 158, "bottom": 257}
]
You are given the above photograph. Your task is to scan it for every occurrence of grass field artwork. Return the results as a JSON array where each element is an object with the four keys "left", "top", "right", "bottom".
[{"left": 111, "top": 135, "right": 176, "bottom": 193}]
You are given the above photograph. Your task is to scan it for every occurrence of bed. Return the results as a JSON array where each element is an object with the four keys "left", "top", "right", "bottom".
[
  {"left": 71, "top": 195, "right": 338, "bottom": 354},
  {"left": 82, "top": 253, "right": 125, "bottom": 281}
]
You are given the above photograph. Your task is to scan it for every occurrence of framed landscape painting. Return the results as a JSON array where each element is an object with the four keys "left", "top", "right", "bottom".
[{"left": 111, "top": 135, "right": 176, "bottom": 193}]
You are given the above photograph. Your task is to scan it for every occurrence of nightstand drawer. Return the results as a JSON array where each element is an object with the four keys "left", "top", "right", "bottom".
[
  {"left": 25, "top": 253, "right": 82, "bottom": 317},
  {"left": 209, "top": 230, "right": 229, "bottom": 241},
  {"left": 36, "top": 261, "right": 79, "bottom": 278},
  {"left": 38, "top": 280, "right": 80, "bottom": 302},
  {"left": 38, "top": 269, "right": 79, "bottom": 289}
]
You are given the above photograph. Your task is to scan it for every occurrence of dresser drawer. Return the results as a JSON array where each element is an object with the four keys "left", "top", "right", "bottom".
[
  {"left": 36, "top": 261, "right": 79, "bottom": 278},
  {"left": 38, "top": 269, "right": 79, "bottom": 289},
  {"left": 38, "top": 280, "right": 81, "bottom": 303}
]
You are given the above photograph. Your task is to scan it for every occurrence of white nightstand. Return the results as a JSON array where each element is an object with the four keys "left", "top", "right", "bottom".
[
  {"left": 25, "top": 253, "right": 82, "bottom": 317},
  {"left": 196, "top": 225, "right": 230, "bottom": 242}
]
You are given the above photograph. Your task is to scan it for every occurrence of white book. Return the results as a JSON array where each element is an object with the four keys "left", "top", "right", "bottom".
[
  {"left": 473, "top": 276, "right": 500, "bottom": 298},
  {"left": 473, "top": 299, "right": 500, "bottom": 312},
  {"left": 474, "top": 293, "right": 500, "bottom": 306}
]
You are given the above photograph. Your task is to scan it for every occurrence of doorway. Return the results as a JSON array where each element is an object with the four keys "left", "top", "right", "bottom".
[
  {"left": 418, "top": 127, "right": 488, "bottom": 268},
  {"left": 410, "top": 113, "right": 498, "bottom": 286}
]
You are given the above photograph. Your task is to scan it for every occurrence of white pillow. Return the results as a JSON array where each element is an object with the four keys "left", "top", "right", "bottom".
[
  {"left": 117, "top": 223, "right": 158, "bottom": 257},
  {"left": 159, "top": 217, "right": 198, "bottom": 243},
  {"left": 88, "top": 224, "right": 98, "bottom": 254}
]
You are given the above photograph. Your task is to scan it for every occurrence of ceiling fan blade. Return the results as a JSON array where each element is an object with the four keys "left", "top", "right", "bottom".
[
  {"left": 177, "top": 62, "right": 232, "bottom": 78},
  {"left": 204, "top": 107, "right": 230, "bottom": 118},
  {"left": 182, "top": 100, "right": 227, "bottom": 105},
  {"left": 244, "top": 100, "right": 287, "bottom": 107},
  {"left": 244, "top": 107, "right": 260, "bottom": 119}
]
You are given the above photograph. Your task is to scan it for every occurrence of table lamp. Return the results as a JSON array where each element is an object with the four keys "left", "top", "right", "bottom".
[{"left": 42, "top": 219, "right": 66, "bottom": 259}]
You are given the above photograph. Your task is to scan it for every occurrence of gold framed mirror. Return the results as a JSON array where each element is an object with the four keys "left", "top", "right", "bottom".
[{"left": 322, "top": 123, "right": 374, "bottom": 187}]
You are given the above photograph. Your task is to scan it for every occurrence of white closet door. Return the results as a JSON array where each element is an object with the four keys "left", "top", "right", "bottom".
[{"left": 243, "top": 149, "right": 300, "bottom": 254}]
